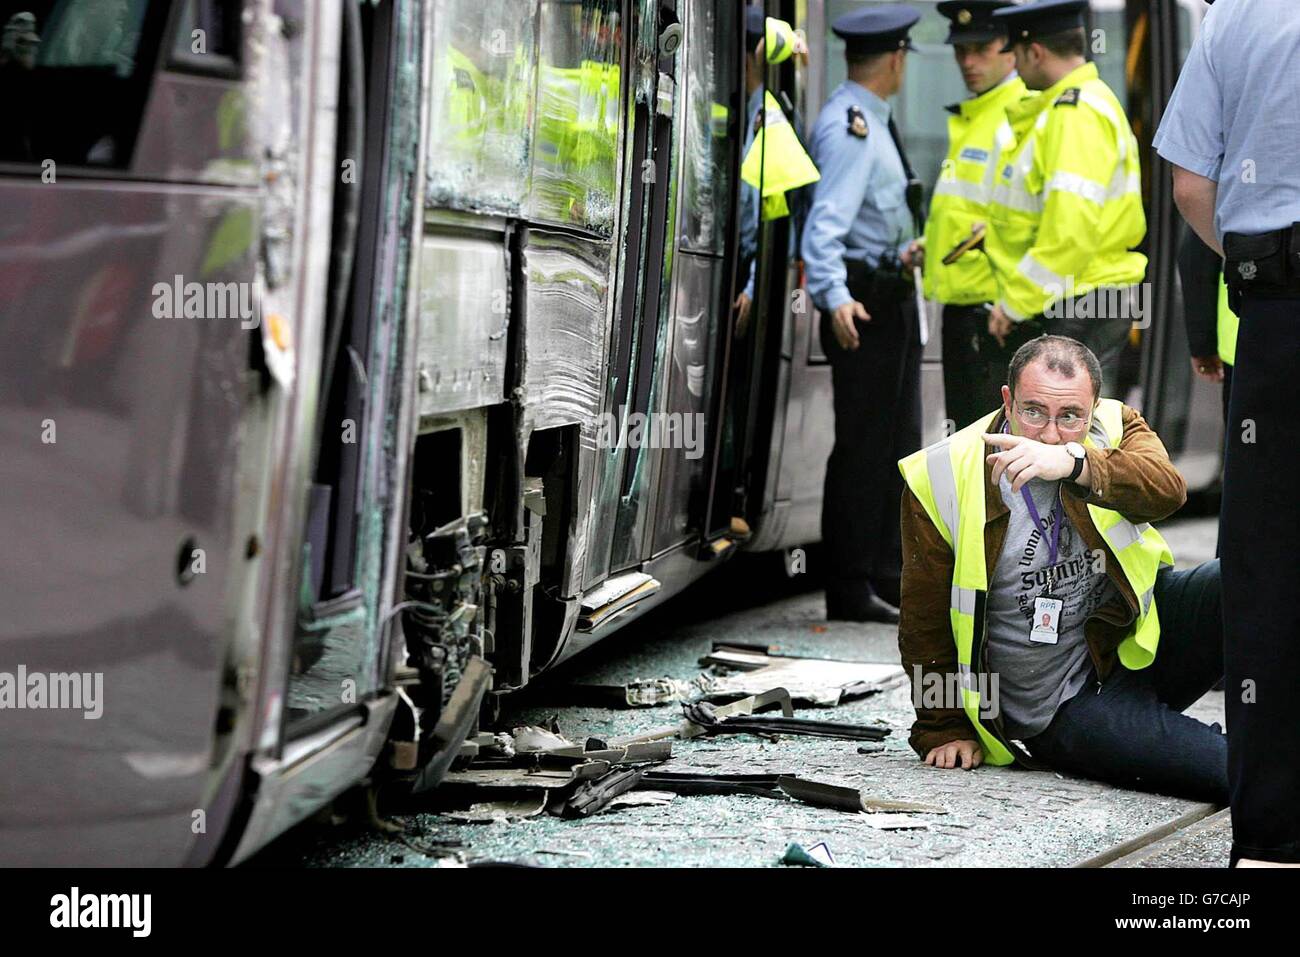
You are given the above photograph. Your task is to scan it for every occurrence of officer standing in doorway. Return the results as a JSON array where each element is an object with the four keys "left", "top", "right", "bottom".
[
  {"left": 984, "top": 0, "right": 1147, "bottom": 396},
  {"left": 924, "top": 2, "right": 1026, "bottom": 429},
  {"left": 802, "top": 4, "right": 924, "bottom": 623},
  {"left": 1154, "top": 0, "right": 1300, "bottom": 868}
]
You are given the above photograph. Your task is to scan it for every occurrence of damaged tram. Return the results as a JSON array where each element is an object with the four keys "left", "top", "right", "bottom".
[{"left": 0, "top": 0, "right": 1216, "bottom": 864}]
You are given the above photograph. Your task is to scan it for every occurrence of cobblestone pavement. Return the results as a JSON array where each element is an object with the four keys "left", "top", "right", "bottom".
[{"left": 257, "top": 516, "right": 1227, "bottom": 868}]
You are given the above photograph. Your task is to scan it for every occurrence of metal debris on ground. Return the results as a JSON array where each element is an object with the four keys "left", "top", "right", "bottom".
[
  {"left": 781, "top": 841, "right": 836, "bottom": 867},
  {"left": 699, "top": 653, "right": 907, "bottom": 707},
  {"left": 607, "top": 790, "right": 677, "bottom": 808},
  {"left": 543, "top": 676, "right": 717, "bottom": 708},
  {"left": 610, "top": 688, "right": 796, "bottom": 745},
  {"left": 549, "top": 768, "right": 645, "bottom": 818},
  {"left": 637, "top": 770, "right": 791, "bottom": 799},
  {"left": 681, "top": 700, "right": 892, "bottom": 741},
  {"left": 776, "top": 776, "right": 946, "bottom": 815},
  {"left": 512, "top": 725, "right": 579, "bottom": 753},
  {"left": 444, "top": 794, "right": 548, "bottom": 823}
]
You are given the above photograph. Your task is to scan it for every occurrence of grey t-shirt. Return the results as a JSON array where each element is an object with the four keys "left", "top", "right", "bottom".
[{"left": 986, "top": 472, "right": 1119, "bottom": 740}]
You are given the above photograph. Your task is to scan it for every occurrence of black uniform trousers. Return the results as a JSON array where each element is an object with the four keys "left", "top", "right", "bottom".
[
  {"left": 941, "top": 304, "right": 1005, "bottom": 430},
  {"left": 1219, "top": 295, "right": 1300, "bottom": 864},
  {"left": 819, "top": 265, "right": 922, "bottom": 609}
]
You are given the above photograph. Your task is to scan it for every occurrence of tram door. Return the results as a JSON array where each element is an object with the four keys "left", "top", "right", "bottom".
[{"left": 583, "top": 0, "right": 743, "bottom": 580}]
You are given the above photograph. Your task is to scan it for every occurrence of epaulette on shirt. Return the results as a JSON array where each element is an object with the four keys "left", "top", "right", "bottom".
[
  {"left": 1054, "top": 87, "right": 1080, "bottom": 107},
  {"left": 847, "top": 105, "right": 869, "bottom": 139}
]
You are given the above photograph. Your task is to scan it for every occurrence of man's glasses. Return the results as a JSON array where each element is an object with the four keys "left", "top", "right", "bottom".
[{"left": 1015, "top": 403, "right": 1089, "bottom": 434}]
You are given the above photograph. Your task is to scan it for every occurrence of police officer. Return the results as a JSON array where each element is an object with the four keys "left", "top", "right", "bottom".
[
  {"left": 924, "top": 2, "right": 1026, "bottom": 429},
  {"left": 984, "top": 0, "right": 1147, "bottom": 396},
  {"left": 802, "top": 4, "right": 924, "bottom": 622},
  {"left": 1154, "top": 0, "right": 1300, "bottom": 869}
]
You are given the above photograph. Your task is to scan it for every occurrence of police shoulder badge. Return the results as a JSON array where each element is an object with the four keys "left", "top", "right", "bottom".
[
  {"left": 847, "top": 105, "right": 868, "bottom": 139},
  {"left": 1054, "top": 87, "right": 1081, "bottom": 107}
]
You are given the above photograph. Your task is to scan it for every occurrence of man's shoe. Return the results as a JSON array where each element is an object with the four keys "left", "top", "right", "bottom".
[{"left": 826, "top": 591, "right": 900, "bottom": 624}]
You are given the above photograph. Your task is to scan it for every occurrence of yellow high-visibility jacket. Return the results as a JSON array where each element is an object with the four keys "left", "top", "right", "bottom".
[
  {"left": 923, "top": 74, "right": 1028, "bottom": 305},
  {"left": 1216, "top": 273, "right": 1239, "bottom": 366},
  {"left": 986, "top": 62, "right": 1147, "bottom": 321}
]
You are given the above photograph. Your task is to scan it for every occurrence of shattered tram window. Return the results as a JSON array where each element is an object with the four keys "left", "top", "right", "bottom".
[
  {"left": 425, "top": 0, "right": 536, "bottom": 215},
  {"left": 529, "top": 0, "right": 621, "bottom": 235}
]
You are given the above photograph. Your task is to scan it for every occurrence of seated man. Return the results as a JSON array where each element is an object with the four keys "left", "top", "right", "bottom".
[{"left": 897, "top": 335, "right": 1226, "bottom": 802}]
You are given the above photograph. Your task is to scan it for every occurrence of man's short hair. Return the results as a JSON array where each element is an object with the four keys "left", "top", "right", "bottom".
[
  {"left": 1007, "top": 334, "right": 1102, "bottom": 400},
  {"left": 846, "top": 47, "right": 893, "bottom": 70},
  {"left": 1035, "top": 26, "right": 1086, "bottom": 59}
]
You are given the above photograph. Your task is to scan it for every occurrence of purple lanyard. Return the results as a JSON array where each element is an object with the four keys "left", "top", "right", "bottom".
[
  {"left": 1021, "top": 486, "right": 1062, "bottom": 570},
  {"left": 1001, "top": 417, "right": 1062, "bottom": 569}
]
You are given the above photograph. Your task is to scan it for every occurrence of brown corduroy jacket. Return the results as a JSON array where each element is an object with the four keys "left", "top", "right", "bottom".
[{"left": 898, "top": 404, "right": 1187, "bottom": 760}]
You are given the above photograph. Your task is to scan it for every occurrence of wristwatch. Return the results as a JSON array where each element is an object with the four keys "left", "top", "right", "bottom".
[{"left": 1064, "top": 441, "right": 1086, "bottom": 481}]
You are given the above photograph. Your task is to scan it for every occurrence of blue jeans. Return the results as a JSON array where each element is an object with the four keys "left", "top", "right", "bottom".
[{"left": 1022, "top": 560, "right": 1228, "bottom": 805}]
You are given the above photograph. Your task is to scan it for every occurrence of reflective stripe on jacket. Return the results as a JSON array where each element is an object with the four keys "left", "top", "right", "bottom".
[{"left": 922, "top": 75, "right": 1028, "bottom": 305}]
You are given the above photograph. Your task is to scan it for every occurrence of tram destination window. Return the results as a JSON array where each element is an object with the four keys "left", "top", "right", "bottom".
[{"left": 0, "top": 0, "right": 170, "bottom": 167}]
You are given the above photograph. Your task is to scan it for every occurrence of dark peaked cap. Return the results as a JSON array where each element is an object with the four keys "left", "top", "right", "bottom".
[
  {"left": 993, "top": 0, "right": 1088, "bottom": 52},
  {"left": 936, "top": 1, "right": 1016, "bottom": 45},
  {"left": 831, "top": 4, "right": 920, "bottom": 55}
]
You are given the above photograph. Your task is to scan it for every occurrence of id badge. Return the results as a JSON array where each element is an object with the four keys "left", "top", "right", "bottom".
[{"left": 1030, "top": 596, "right": 1063, "bottom": 644}]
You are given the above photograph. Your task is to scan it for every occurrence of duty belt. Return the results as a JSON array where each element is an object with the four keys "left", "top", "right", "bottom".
[{"left": 1223, "top": 222, "right": 1300, "bottom": 308}]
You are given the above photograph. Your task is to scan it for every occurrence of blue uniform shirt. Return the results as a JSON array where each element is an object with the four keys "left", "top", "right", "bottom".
[
  {"left": 1153, "top": 0, "right": 1300, "bottom": 239},
  {"left": 802, "top": 80, "right": 914, "bottom": 312}
]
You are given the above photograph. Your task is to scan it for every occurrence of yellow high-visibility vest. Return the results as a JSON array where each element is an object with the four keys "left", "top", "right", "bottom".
[
  {"left": 1216, "top": 272, "right": 1239, "bottom": 366},
  {"left": 897, "top": 399, "right": 1174, "bottom": 765},
  {"left": 922, "top": 75, "right": 1028, "bottom": 305},
  {"left": 985, "top": 62, "right": 1147, "bottom": 321},
  {"left": 740, "top": 91, "right": 820, "bottom": 221}
]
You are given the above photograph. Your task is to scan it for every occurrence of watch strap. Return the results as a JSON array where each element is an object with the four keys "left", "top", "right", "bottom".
[{"left": 1068, "top": 445, "right": 1085, "bottom": 481}]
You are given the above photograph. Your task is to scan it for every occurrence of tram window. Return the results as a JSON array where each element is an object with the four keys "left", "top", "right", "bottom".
[
  {"left": 0, "top": 0, "right": 168, "bottom": 167},
  {"left": 1090, "top": 4, "right": 1128, "bottom": 112},
  {"left": 678, "top": 0, "right": 737, "bottom": 255},
  {"left": 529, "top": 0, "right": 621, "bottom": 235},
  {"left": 169, "top": 0, "right": 241, "bottom": 76},
  {"left": 425, "top": 0, "right": 535, "bottom": 216}
]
